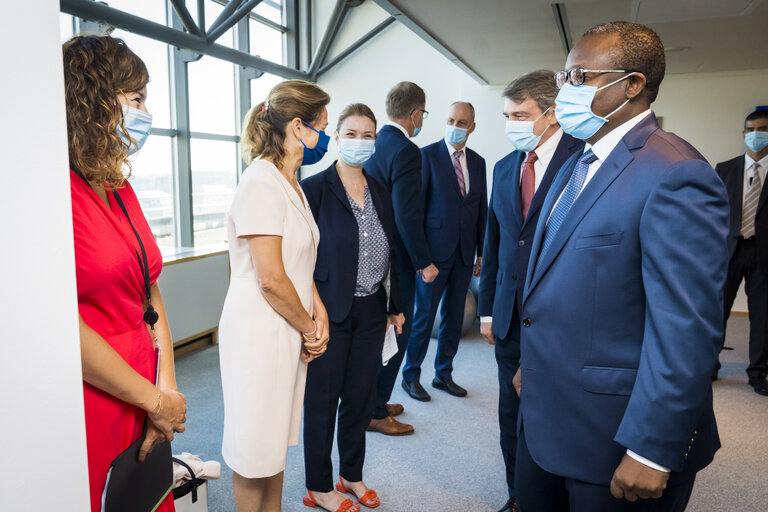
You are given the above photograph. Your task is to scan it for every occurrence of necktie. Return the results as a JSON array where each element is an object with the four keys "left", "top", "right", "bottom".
[
  {"left": 539, "top": 149, "right": 598, "bottom": 258},
  {"left": 521, "top": 151, "right": 538, "bottom": 219},
  {"left": 742, "top": 163, "right": 762, "bottom": 238},
  {"left": 452, "top": 150, "right": 466, "bottom": 197}
]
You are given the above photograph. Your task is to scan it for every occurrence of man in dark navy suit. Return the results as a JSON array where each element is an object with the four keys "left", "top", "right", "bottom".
[
  {"left": 715, "top": 110, "right": 768, "bottom": 396},
  {"left": 515, "top": 22, "right": 728, "bottom": 511},
  {"left": 478, "top": 70, "right": 583, "bottom": 512},
  {"left": 401, "top": 101, "right": 487, "bottom": 400},
  {"left": 365, "top": 81, "right": 439, "bottom": 435}
]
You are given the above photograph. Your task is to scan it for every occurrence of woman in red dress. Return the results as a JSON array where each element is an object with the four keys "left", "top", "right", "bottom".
[{"left": 63, "top": 35, "right": 187, "bottom": 512}]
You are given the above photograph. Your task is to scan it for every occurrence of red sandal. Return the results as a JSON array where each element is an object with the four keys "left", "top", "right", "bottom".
[
  {"left": 335, "top": 477, "right": 380, "bottom": 508},
  {"left": 303, "top": 489, "right": 360, "bottom": 512}
]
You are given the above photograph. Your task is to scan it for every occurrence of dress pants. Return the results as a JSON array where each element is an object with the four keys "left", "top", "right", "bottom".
[
  {"left": 304, "top": 288, "right": 387, "bottom": 491},
  {"left": 515, "top": 429, "right": 696, "bottom": 512},
  {"left": 372, "top": 245, "right": 415, "bottom": 420},
  {"left": 722, "top": 236, "right": 768, "bottom": 379},
  {"left": 495, "top": 313, "right": 521, "bottom": 500},
  {"left": 403, "top": 246, "right": 474, "bottom": 383}
]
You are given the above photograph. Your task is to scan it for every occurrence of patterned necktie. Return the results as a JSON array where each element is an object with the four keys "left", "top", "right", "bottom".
[
  {"left": 539, "top": 149, "right": 598, "bottom": 258},
  {"left": 521, "top": 151, "right": 538, "bottom": 219},
  {"left": 452, "top": 150, "right": 466, "bottom": 197},
  {"left": 742, "top": 163, "right": 762, "bottom": 238}
]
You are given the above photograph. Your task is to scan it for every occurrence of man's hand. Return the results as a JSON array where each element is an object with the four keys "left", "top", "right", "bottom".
[
  {"left": 420, "top": 263, "right": 439, "bottom": 283},
  {"left": 513, "top": 367, "right": 521, "bottom": 396},
  {"left": 480, "top": 321, "right": 495, "bottom": 345},
  {"left": 473, "top": 256, "right": 483, "bottom": 277},
  {"left": 610, "top": 454, "right": 669, "bottom": 501}
]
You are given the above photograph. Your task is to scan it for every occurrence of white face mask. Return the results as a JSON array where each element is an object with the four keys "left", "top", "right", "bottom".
[
  {"left": 338, "top": 138, "right": 376, "bottom": 167},
  {"left": 504, "top": 106, "right": 551, "bottom": 152},
  {"left": 118, "top": 105, "right": 153, "bottom": 155}
]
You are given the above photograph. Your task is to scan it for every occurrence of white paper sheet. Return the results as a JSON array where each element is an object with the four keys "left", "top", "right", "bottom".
[{"left": 382, "top": 324, "right": 398, "bottom": 366}]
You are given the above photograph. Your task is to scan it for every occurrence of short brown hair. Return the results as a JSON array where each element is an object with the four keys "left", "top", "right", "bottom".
[
  {"left": 63, "top": 35, "right": 149, "bottom": 185},
  {"left": 385, "top": 81, "right": 425, "bottom": 119},
  {"left": 502, "top": 70, "right": 557, "bottom": 115},
  {"left": 337, "top": 103, "right": 377, "bottom": 132},
  {"left": 241, "top": 80, "right": 330, "bottom": 167}
]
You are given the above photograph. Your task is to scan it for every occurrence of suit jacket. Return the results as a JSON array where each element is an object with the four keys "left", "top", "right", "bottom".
[
  {"left": 301, "top": 163, "right": 400, "bottom": 324},
  {"left": 420, "top": 140, "right": 487, "bottom": 266},
  {"left": 478, "top": 134, "right": 583, "bottom": 339},
  {"left": 520, "top": 114, "right": 728, "bottom": 484},
  {"left": 365, "top": 125, "right": 432, "bottom": 273},
  {"left": 715, "top": 154, "right": 768, "bottom": 270}
]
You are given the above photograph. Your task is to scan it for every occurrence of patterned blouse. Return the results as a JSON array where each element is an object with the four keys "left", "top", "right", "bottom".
[{"left": 344, "top": 185, "right": 390, "bottom": 297}]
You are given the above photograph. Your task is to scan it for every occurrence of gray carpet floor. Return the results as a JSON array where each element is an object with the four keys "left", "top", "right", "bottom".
[{"left": 172, "top": 316, "right": 768, "bottom": 511}]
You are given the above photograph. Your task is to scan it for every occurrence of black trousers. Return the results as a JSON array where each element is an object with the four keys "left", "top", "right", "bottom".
[
  {"left": 372, "top": 256, "right": 415, "bottom": 420},
  {"left": 722, "top": 236, "right": 768, "bottom": 379},
  {"left": 303, "top": 288, "right": 387, "bottom": 491},
  {"left": 515, "top": 429, "right": 696, "bottom": 512},
  {"left": 495, "top": 314, "right": 521, "bottom": 499}
]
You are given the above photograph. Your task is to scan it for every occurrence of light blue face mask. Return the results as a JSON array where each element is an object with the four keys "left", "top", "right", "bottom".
[
  {"left": 745, "top": 131, "right": 768, "bottom": 152},
  {"left": 338, "top": 138, "right": 376, "bottom": 167},
  {"left": 445, "top": 125, "right": 468, "bottom": 145},
  {"left": 412, "top": 125, "right": 422, "bottom": 138},
  {"left": 118, "top": 105, "right": 152, "bottom": 155},
  {"left": 554, "top": 73, "right": 635, "bottom": 140},
  {"left": 505, "top": 106, "right": 551, "bottom": 152}
]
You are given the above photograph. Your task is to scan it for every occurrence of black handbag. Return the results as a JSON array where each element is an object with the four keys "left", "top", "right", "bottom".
[{"left": 172, "top": 457, "right": 207, "bottom": 503}]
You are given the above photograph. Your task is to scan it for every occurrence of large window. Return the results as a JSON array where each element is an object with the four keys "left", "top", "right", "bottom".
[{"left": 60, "top": 0, "right": 288, "bottom": 254}]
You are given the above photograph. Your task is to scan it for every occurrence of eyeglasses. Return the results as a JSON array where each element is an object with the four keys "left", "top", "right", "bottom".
[
  {"left": 554, "top": 67, "right": 629, "bottom": 89},
  {"left": 413, "top": 109, "right": 429, "bottom": 120}
]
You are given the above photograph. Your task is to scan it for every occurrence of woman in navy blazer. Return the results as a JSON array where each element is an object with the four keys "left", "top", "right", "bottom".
[{"left": 300, "top": 104, "right": 404, "bottom": 512}]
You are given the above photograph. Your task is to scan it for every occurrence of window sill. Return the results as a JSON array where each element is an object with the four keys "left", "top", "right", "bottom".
[{"left": 161, "top": 244, "right": 229, "bottom": 266}]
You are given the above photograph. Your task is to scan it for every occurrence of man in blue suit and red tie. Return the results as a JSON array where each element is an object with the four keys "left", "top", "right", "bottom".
[
  {"left": 515, "top": 22, "right": 729, "bottom": 511},
  {"left": 478, "top": 70, "right": 584, "bottom": 512},
  {"left": 401, "top": 101, "right": 487, "bottom": 401}
]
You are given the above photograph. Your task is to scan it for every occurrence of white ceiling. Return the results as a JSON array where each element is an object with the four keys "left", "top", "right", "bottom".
[{"left": 389, "top": 0, "right": 768, "bottom": 85}]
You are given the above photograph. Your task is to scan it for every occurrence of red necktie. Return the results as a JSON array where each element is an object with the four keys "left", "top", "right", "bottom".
[{"left": 521, "top": 151, "right": 538, "bottom": 219}]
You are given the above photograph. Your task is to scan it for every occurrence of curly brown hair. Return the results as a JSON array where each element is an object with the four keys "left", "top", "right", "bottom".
[
  {"left": 63, "top": 35, "right": 149, "bottom": 185},
  {"left": 241, "top": 80, "right": 330, "bottom": 169}
]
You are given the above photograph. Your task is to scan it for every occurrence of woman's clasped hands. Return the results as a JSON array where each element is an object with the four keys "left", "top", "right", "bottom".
[{"left": 139, "top": 388, "right": 187, "bottom": 462}]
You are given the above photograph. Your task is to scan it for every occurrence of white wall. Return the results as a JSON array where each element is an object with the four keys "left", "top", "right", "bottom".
[
  {"left": 0, "top": 0, "right": 90, "bottom": 509},
  {"left": 311, "top": 2, "right": 765, "bottom": 313}
]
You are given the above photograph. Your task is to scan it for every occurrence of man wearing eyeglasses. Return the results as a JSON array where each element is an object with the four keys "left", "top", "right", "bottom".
[{"left": 515, "top": 21, "right": 729, "bottom": 511}]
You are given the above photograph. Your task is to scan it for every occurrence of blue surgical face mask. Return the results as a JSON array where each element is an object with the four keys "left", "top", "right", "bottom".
[
  {"left": 118, "top": 105, "right": 152, "bottom": 155},
  {"left": 745, "top": 131, "right": 768, "bottom": 152},
  {"left": 412, "top": 125, "right": 422, "bottom": 138},
  {"left": 338, "top": 138, "right": 376, "bottom": 167},
  {"left": 303, "top": 130, "right": 329, "bottom": 165},
  {"left": 554, "top": 73, "right": 635, "bottom": 140},
  {"left": 505, "top": 106, "right": 551, "bottom": 152},
  {"left": 445, "top": 125, "right": 468, "bottom": 145}
]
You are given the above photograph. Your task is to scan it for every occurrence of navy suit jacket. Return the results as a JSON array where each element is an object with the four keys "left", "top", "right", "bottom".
[
  {"left": 365, "top": 125, "right": 432, "bottom": 272},
  {"left": 478, "top": 133, "right": 583, "bottom": 339},
  {"left": 715, "top": 154, "right": 768, "bottom": 270},
  {"left": 420, "top": 140, "right": 487, "bottom": 266},
  {"left": 301, "top": 162, "right": 401, "bottom": 324},
  {"left": 520, "top": 114, "right": 729, "bottom": 484}
]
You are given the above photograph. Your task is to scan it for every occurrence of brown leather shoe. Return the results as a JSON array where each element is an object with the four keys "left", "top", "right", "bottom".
[
  {"left": 367, "top": 415, "right": 414, "bottom": 435},
  {"left": 385, "top": 403, "right": 404, "bottom": 417}
]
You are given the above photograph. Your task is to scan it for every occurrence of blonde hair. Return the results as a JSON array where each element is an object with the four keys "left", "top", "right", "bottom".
[
  {"left": 63, "top": 35, "right": 148, "bottom": 185},
  {"left": 241, "top": 80, "right": 330, "bottom": 168}
]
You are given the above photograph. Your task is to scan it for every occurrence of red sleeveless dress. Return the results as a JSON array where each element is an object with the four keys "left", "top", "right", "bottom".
[{"left": 70, "top": 170, "right": 175, "bottom": 512}]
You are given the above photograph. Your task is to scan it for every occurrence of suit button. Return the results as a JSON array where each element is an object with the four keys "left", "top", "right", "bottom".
[
  {"left": 518, "top": 240, "right": 525, "bottom": 247},
  {"left": 522, "top": 318, "right": 531, "bottom": 327}
]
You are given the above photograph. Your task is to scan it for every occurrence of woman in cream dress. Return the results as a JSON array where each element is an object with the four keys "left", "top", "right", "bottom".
[{"left": 218, "top": 80, "right": 331, "bottom": 512}]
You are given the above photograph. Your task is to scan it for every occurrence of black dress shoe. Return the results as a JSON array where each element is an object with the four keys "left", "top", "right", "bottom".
[
  {"left": 402, "top": 379, "right": 431, "bottom": 401},
  {"left": 749, "top": 375, "right": 768, "bottom": 396},
  {"left": 431, "top": 377, "right": 467, "bottom": 397},
  {"left": 497, "top": 497, "right": 519, "bottom": 512}
]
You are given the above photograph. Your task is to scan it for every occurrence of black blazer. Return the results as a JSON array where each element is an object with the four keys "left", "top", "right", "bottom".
[
  {"left": 715, "top": 154, "right": 768, "bottom": 270},
  {"left": 365, "top": 125, "right": 432, "bottom": 272},
  {"left": 301, "top": 162, "right": 401, "bottom": 324}
]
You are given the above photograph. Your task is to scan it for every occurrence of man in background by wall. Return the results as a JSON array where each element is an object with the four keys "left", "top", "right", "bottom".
[
  {"left": 715, "top": 109, "right": 768, "bottom": 396},
  {"left": 478, "top": 70, "right": 583, "bottom": 512},
  {"left": 365, "top": 81, "right": 439, "bottom": 435},
  {"left": 401, "top": 101, "right": 487, "bottom": 401}
]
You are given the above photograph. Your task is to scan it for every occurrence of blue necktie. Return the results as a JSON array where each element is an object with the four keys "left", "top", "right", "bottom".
[{"left": 539, "top": 149, "right": 598, "bottom": 258}]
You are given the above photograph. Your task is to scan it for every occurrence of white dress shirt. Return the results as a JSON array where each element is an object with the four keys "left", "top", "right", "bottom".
[
  {"left": 444, "top": 139, "right": 470, "bottom": 194},
  {"left": 385, "top": 120, "right": 410, "bottom": 139},
  {"left": 743, "top": 152, "right": 768, "bottom": 203}
]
